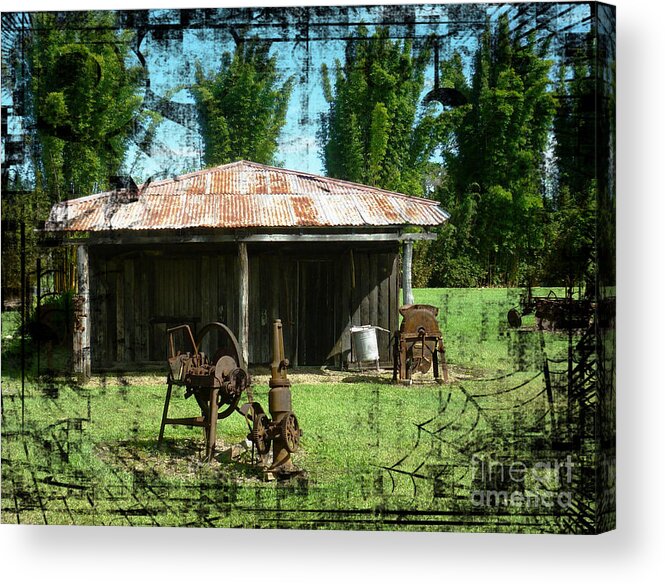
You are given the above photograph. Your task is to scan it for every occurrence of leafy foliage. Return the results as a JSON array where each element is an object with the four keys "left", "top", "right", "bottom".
[
  {"left": 430, "top": 15, "right": 557, "bottom": 286},
  {"left": 1, "top": 182, "right": 51, "bottom": 294},
  {"left": 543, "top": 31, "right": 604, "bottom": 290},
  {"left": 28, "top": 11, "right": 146, "bottom": 198},
  {"left": 2, "top": 12, "right": 147, "bottom": 293},
  {"left": 319, "top": 27, "right": 443, "bottom": 195},
  {"left": 191, "top": 41, "right": 294, "bottom": 167}
]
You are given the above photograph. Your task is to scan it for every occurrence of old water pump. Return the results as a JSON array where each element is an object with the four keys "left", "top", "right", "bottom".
[
  {"left": 249, "top": 319, "right": 302, "bottom": 475},
  {"left": 158, "top": 319, "right": 302, "bottom": 474}
]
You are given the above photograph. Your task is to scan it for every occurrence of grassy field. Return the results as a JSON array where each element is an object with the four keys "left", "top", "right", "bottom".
[{"left": 1, "top": 288, "right": 590, "bottom": 532}]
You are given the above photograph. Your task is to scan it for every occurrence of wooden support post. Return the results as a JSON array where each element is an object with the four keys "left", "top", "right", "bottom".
[
  {"left": 238, "top": 242, "right": 249, "bottom": 368},
  {"left": 402, "top": 239, "right": 414, "bottom": 306},
  {"left": 74, "top": 244, "right": 91, "bottom": 380}
]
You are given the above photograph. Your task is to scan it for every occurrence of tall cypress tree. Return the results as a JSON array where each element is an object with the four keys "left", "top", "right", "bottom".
[
  {"left": 190, "top": 41, "right": 294, "bottom": 167},
  {"left": 434, "top": 15, "right": 556, "bottom": 286},
  {"left": 319, "top": 27, "right": 443, "bottom": 196}
]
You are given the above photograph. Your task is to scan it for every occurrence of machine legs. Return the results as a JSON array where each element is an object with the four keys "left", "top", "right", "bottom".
[
  {"left": 206, "top": 388, "right": 219, "bottom": 462},
  {"left": 392, "top": 335, "right": 449, "bottom": 384},
  {"left": 438, "top": 340, "right": 449, "bottom": 383},
  {"left": 158, "top": 380, "right": 223, "bottom": 462},
  {"left": 158, "top": 379, "right": 174, "bottom": 446}
]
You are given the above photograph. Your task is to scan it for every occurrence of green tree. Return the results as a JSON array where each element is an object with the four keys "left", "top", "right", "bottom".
[
  {"left": 543, "top": 35, "right": 599, "bottom": 289},
  {"left": 2, "top": 12, "right": 147, "bottom": 294},
  {"left": 1, "top": 182, "right": 51, "bottom": 295},
  {"left": 422, "top": 52, "right": 481, "bottom": 287},
  {"left": 28, "top": 11, "right": 146, "bottom": 199},
  {"left": 191, "top": 41, "right": 294, "bottom": 167},
  {"left": 432, "top": 15, "right": 556, "bottom": 286},
  {"left": 319, "top": 27, "right": 443, "bottom": 196}
]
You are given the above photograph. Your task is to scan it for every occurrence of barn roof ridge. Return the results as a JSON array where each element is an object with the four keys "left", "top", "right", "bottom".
[
  {"left": 100, "top": 160, "right": 442, "bottom": 205},
  {"left": 45, "top": 159, "right": 449, "bottom": 232}
]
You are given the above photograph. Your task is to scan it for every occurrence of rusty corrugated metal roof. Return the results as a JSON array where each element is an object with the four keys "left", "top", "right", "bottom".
[{"left": 45, "top": 160, "right": 449, "bottom": 232}]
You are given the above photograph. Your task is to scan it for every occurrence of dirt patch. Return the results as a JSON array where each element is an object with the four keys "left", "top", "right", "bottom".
[
  {"left": 83, "top": 364, "right": 472, "bottom": 389},
  {"left": 95, "top": 437, "right": 267, "bottom": 483}
]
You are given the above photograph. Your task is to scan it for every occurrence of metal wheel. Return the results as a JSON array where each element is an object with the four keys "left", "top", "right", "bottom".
[
  {"left": 216, "top": 393, "right": 242, "bottom": 420},
  {"left": 252, "top": 412, "right": 271, "bottom": 455},
  {"left": 197, "top": 322, "right": 245, "bottom": 369},
  {"left": 194, "top": 323, "right": 248, "bottom": 419},
  {"left": 507, "top": 308, "right": 522, "bottom": 329},
  {"left": 280, "top": 412, "right": 301, "bottom": 453},
  {"left": 194, "top": 389, "right": 240, "bottom": 420}
]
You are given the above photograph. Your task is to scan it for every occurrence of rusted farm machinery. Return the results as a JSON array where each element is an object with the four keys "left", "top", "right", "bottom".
[
  {"left": 158, "top": 322, "right": 250, "bottom": 461},
  {"left": 242, "top": 319, "right": 302, "bottom": 475},
  {"left": 507, "top": 288, "right": 594, "bottom": 331},
  {"left": 392, "top": 304, "right": 448, "bottom": 384},
  {"left": 158, "top": 319, "right": 302, "bottom": 475}
]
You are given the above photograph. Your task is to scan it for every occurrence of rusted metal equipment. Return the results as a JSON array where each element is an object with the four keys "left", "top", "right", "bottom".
[
  {"left": 507, "top": 288, "right": 593, "bottom": 331},
  {"left": 247, "top": 319, "right": 302, "bottom": 476},
  {"left": 158, "top": 318, "right": 302, "bottom": 474},
  {"left": 158, "top": 322, "right": 250, "bottom": 461},
  {"left": 392, "top": 304, "right": 448, "bottom": 384}
]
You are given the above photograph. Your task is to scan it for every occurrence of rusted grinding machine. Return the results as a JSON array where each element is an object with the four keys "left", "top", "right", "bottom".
[
  {"left": 158, "top": 322, "right": 250, "bottom": 461},
  {"left": 158, "top": 319, "right": 302, "bottom": 474},
  {"left": 247, "top": 319, "right": 302, "bottom": 476},
  {"left": 392, "top": 304, "right": 448, "bottom": 384}
]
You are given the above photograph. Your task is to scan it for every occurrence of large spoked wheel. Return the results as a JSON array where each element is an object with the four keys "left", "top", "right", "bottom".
[
  {"left": 195, "top": 323, "right": 248, "bottom": 420},
  {"left": 281, "top": 412, "right": 301, "bottom": 453},
  {"left": 197, "top": 322, "right": 245, "bottom": 368},
  {"left": 194, "top": 389, "right": 241, "bottom": 421}
]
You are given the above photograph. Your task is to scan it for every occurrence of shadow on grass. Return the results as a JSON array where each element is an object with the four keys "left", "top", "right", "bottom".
[
  {"left": 1, "top": 341, "right": 72, "bottom": 380},
  {"left": 340, "top": 374, "right": 395, "bottom": 384},
  {"left": 105, "top": 437, "right": 267, "bottom": 482}
]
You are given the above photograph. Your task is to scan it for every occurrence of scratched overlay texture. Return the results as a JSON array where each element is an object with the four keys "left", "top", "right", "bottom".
[{"left": 1, "top": 4, "right": 615, "bottom": 533}]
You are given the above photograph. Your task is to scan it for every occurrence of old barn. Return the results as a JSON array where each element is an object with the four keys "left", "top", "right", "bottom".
[{"left": 45, "top": 161, "right": 448, "bottom": 375}]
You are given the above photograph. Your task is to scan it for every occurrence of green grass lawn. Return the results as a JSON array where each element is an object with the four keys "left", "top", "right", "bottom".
[{"left": 1, "top": 288, "right": 588, "bottom": 532}]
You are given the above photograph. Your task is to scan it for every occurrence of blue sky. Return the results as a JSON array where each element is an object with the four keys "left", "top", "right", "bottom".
[{"left": 2, "top": 3, "right": 592, "bottom": 188}]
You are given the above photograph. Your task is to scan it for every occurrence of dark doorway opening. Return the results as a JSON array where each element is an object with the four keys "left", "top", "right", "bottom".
[{"left": 297, "top": 260, "right": 335, "bottom": 365}]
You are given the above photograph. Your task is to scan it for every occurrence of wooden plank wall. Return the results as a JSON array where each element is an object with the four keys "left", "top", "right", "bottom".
[
  {"left": 88, "top": 245, "right": 398, "bottom": 369},
  {"left": 246, "top": 253, "right": 298, "bottom": 365},
  {"left": 335, "top": 251, "right": 397, "bottom": 366}
]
